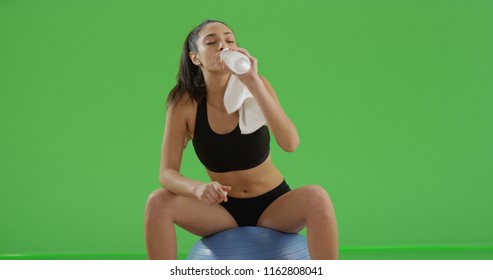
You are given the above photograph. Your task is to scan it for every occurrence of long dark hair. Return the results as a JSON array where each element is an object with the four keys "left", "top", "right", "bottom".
[{"left": 166, "top": 19, "right": 233, "bottom": 107}]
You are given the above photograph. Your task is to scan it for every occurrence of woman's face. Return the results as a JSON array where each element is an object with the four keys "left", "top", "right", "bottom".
[{"left": 190, "top": 22, "right": 238, "bottom": 73}]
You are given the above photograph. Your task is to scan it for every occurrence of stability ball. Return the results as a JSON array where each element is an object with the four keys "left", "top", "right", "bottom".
[{"left": 187, "top": 226, "right": 310, "bottom": 260}]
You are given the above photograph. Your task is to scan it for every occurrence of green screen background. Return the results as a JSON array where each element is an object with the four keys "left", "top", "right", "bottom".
[{"left": 1, "top": 0, "right": 492, "bottom": 259}]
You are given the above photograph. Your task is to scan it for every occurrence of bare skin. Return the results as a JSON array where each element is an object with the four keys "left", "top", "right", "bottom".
[{"left": 145, "top": 22, "right": 338, "bottom": 260}]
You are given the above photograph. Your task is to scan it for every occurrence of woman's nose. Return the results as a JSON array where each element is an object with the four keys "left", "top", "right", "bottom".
[{"left": 218, "top": 41, "right": 226, "bottom": 50}]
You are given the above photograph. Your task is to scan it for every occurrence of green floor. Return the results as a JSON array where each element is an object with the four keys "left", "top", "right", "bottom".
[{"left": 1, "top": 247, "right": 493, "bottom": 260}]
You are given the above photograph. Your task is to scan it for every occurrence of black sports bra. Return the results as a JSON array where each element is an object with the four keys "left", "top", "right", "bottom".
[{"left": 192, "top": 95, "right": 270, "bottom": 173}]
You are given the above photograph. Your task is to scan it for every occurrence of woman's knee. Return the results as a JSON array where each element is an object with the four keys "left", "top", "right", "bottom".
[
  {"left": 145, "top": 188, "right": 176, "bottom": 220},
  {"left": 301, "top": 185, "right": 334, "bottom": 215}
]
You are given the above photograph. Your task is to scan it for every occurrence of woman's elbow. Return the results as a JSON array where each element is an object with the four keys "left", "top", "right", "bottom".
[
  {"left": 159, "top": 168, "right": 174, "bottom": 189},
  {"left": 282, "top": 136, "right": 299, "bottom": 153},
  {"left": 159, "top": 174, "right": 167, "bottom": 189}
]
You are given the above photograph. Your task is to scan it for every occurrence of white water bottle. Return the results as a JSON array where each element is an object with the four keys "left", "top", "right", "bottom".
[{"left": 220, "top": 48, "right": 251, "bottom": 74}]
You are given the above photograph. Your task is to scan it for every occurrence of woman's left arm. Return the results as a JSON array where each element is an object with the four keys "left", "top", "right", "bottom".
[
  {"left": 221, "top": 47, "right": 299, "bottom": 152},
  {"left": 246, "top": 75, "right": 300, "bottom": 152}
]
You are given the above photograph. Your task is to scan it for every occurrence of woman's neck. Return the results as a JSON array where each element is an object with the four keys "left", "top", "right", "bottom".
[{"left": 202, "top": 71, "right": 231, "bottom": 111}]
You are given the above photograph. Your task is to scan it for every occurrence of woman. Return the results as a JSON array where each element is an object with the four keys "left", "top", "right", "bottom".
[{"left": 145, "top": 19, "right": 338, "bottom": 260}]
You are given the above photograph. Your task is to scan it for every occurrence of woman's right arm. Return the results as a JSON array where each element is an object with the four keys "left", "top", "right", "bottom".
[{"left": 159, "top": 97, "right": 230, "bottom": 204}]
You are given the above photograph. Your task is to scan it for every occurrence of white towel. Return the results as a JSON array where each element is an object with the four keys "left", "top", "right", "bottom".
[{"left": 223, "top": 75, "right": 266, "bottom": 134}]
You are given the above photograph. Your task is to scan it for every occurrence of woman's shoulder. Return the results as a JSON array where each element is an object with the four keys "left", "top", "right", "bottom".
[
  {"left": 167, "top": 91, "right": 197, "bottom": 114},
  {"left": 166, "top": 91, "right": 198, "bottom": 140}
]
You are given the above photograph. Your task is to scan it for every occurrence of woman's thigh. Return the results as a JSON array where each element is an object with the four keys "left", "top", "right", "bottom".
[
  {"left": 148, "top": 188, "right": 238, "bottom": 237},
  {"left": 256, "top": 185, "right": 329, "bottom": 233}
]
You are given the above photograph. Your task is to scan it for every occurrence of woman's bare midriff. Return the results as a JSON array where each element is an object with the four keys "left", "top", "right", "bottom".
[
  {"left": 206, "top": 153, "right": 285, "bottom": 198},
  {"left": 186, "top": 97, "right": 284, "bottom": 199}
]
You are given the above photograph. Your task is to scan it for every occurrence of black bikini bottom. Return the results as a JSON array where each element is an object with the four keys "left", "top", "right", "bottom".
[{"left": 220, "top": 179, "right": 291, "bottom": 227}]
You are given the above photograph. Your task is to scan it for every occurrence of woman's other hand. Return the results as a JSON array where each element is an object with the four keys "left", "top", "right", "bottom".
[{"left": 193, "top": 182, "right": 232, "bottom": 206}]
